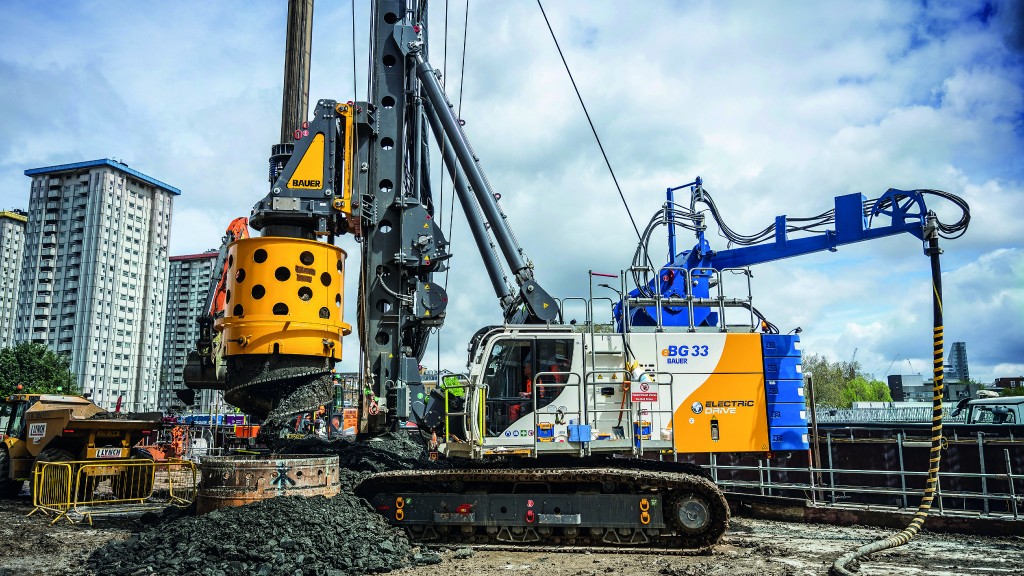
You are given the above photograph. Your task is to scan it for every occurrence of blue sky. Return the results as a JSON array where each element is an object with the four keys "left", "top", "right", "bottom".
[{"left": 0, "top": 0, "right": 1021, "bottom": 383}]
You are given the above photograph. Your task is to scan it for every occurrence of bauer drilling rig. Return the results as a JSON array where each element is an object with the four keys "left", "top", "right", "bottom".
[{"left": 185, "top": 0, "right": 969, "bottom": 551}]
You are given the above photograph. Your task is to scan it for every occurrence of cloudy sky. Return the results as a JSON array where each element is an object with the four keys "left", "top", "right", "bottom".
[{"left": 1, "top": 1, "right": 1021, "bottom": 384}]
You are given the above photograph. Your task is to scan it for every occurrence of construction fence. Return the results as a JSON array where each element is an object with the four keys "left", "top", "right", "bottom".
[{"left": 29, "top": 458, "right": 199, "bottom": 524}]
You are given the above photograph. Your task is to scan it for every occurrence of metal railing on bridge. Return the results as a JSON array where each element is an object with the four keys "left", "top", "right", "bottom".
[{"left": 814, "top": 406, "right": 966, "bottom": 424}]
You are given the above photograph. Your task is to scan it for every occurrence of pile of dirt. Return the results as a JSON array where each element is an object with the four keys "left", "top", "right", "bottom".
[
  {"left": 86, "top": 432, "right": 439, "bottom": 575},
  {"left": 87, "top": 492, "right": 412, "bottom": 576}
]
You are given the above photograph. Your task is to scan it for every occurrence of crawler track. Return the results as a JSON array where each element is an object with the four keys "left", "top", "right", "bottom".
[{"left": 356, "top": 463, "right": 729, "bottom": 553}]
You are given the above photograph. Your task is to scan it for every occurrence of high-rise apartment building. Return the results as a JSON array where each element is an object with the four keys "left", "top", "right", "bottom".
[
  {"left": 0, "top": 210, "right": 28, "bottom": 348},
  {"left": 946, "top": 341, "right": 970, "bottom": 384},
  {"left": 159, "top": 251, "right": 218, "bottom": 413},
  {"left": 18, "top": 159, "right": 179, "bottom": 412}
]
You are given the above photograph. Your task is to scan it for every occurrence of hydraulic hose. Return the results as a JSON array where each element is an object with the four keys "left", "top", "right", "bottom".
[{"left": 830, "top": 213, "right": 944, "bottom": 575}]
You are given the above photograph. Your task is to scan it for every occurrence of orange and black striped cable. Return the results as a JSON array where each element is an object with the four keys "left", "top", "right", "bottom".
[{"left": 832, "top": 216, "right": 944, "bottom": 575}]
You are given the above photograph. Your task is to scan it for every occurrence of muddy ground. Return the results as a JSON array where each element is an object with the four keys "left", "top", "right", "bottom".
[{"left": 0, "top": 491, "right": 1019, "bottom": 576}]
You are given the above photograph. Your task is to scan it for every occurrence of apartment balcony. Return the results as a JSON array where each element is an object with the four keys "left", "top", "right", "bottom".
[
  {"left": 66, "top": 280, "right": 79, "bottom": 291},
  {"left": 39, "top": 259, "right": 54, "bottom": 271},
  {"left": 43, "top": 224, "right": 56, "bottom": 233},
  {"left": 41, "top": 247, "right": 57, "bottom": 257},
  {"left": 43, "top": 214, "right": 58, "bottom": 223},
  {"left": 36, "top": 294, "right": 51, "bottom": 305},
  {"left": 45, "top": 202, "right": 60, "bottom": 212},
  {"left": 32, "top": 319, "right": 48, "bottom": 330},
  {"left": 47, "top": 189, "right": 61, "bottom": 199},
  {"left": 41, "top": 235, "right": 57, "bottom": 248}
]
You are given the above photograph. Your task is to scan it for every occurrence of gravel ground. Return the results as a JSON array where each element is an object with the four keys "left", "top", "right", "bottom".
[
  {"left": 2, "top": 435, "right": 1020, "bottom": 575},
  {"left": 0, "top": 491, "right": 1020, "bottom": 576}
]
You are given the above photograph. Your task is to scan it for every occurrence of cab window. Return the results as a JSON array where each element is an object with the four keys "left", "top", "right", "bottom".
[
  {"left": 481, "top": 337, "right": 574, "bottom": 435},
  {"left": 5, "top": 402, "right": 27, "bottom": 439},
  {"left": 0, "top": 403, "right": 11, "bottom": 438}
]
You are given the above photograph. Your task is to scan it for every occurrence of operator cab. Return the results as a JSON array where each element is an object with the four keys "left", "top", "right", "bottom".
[
  {"left": 0, "top": 397, "right": 30, "bottom": 441},
  {"left": 480, "top": 333, "right": 575, "bottom": 436}
]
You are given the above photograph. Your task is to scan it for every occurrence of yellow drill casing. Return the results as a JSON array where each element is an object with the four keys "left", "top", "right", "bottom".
[{"left": 216, "top": 237, "right": 351, "bottom": 359}]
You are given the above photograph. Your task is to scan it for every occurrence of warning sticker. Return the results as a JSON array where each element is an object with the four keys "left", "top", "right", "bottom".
[
  {"left": 631, "top": 392, "right": 658, "bottom": 402},
  {"left": 631, "top": 381, "right": 657, "bottom": 402}
]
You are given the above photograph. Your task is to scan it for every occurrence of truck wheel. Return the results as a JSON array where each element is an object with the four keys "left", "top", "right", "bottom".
[
  {"left": 33, "top": 448, "right": 95, "bottom": 502},
  {"left": 112, "top": 455, "right": 155, "bottom": 500},
  {"left": 0, "top": 448, "right": 24, "bottom": 498}
]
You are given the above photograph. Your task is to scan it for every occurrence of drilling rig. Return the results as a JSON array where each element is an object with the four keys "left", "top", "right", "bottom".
[{"left": 186, "top": 0, "right": 970, "bottom": 551}]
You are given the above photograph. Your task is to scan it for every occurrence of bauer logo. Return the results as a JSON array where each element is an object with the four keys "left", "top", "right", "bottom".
[{"left": 690, "top": 401, "right": 704, "bottom": 415}]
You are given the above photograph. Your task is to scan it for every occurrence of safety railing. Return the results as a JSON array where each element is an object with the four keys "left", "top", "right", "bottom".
[
  {"left": 620, "top": 265, "right": 756, "bottom": 332},
  {"left": 578, "top": 368, "right": 674, "bottom": 457},
  {"left": 708, "top": 458, "right": 1022, "bottom": 521},
  {"left": 530, "top": 371, "right": 584, "bottom": 456},
  {"left": 815, "top": 406, "right": 964, "bottom": 423},
  {"left": 29, "top": 458, "right": 199, "bottom": 524},
  {"left": 694, "top": 434, "right": 1024, "bottom": 521},
  {"left": 440, "top": 373, "right": 481, "bottom": 445}
]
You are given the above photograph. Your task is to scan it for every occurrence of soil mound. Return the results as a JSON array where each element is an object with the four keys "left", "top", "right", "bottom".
[{"left": 88, "top": 492, "right": 411, "bottom": 576}]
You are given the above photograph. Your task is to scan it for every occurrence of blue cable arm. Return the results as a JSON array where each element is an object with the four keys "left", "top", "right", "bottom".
[{"left": 698, "top": 190, "right": 929, "bottom": 270}]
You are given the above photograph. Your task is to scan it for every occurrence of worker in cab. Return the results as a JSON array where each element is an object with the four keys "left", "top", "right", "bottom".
[
  {"left": 509, "top": 362, "right": 534, "bottom": 422},
  {"left": 536, "top": 354, "right": 570, "bottom": 404}
]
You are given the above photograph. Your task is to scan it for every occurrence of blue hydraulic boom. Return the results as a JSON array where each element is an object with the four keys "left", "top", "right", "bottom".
[{"left": 617, "top": 177, "right": 969, "bottom": 331}]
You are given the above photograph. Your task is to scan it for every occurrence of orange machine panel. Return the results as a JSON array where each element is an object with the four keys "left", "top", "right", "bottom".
[{"left": 672, "top": 373, "right": 769, "bottom": 453}]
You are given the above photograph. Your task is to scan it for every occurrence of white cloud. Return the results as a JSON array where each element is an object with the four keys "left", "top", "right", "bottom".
[{"left": 1, "top": 0, "right": 1021, "bottom": 385}]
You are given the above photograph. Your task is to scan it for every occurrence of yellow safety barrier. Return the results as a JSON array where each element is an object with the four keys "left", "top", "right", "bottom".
[
  {"left": 30, "top": 462, "right": 74, "bottom": 518},
  {"left": 28, "top": 458, "right": 199, "bottom": 525}
]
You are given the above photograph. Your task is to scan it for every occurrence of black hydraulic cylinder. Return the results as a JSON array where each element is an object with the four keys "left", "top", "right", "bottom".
[
  {"left": 412, "top": 53, "right": 529, "bottom": 276},
  {"left": 423, "top": 100, "right": 513, "bottom": 303}
]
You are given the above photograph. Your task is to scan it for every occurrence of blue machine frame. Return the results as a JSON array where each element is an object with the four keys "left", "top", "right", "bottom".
[{"left": 620, "top": 178, "right": 932, "bottom": 331}]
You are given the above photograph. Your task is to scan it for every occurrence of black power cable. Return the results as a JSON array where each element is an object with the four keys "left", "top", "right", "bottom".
[{"left": 830, "top": 213, "right": 946, "bottom": 575}]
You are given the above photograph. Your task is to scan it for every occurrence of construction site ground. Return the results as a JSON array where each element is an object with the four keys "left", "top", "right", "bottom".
[{"left": 0, "top": 495, "right": 1020, "bottom": 576}]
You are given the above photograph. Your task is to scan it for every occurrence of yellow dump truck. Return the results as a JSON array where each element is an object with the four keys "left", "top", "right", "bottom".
[{"left": 0, "top": 394, "right": 161, "bottom": 498}]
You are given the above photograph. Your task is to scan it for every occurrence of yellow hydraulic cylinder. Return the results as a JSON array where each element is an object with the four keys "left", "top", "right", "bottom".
[{"left": 215, "top": 237, "right": 351, "bottom": 359}]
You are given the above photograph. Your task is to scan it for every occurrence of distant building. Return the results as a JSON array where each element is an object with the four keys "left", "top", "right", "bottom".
[
  {"left": 18, "top": 159, "right": 178, "bottom": 412},
  {"left": 944, "top": 381, "right": 983, "bottom": 401},
  {"left": 158, "top": 251, "right": 218, "bottom": 413},
  {"left": 0, "top": 210, "right": 28, "bottom": 348},
  {"left": 994, "top": 377, "right": 1024, "bottom": 390},
  {"left": 945, "top": 341, "right": 970, "bottom": 384},
  {"left": 888, "top": 374, "right": 930, "bottom": 402}
]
